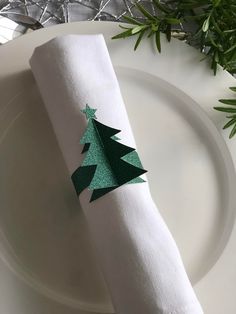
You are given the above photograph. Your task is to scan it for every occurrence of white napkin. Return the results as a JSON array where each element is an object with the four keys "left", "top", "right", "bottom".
[{"left": 30, "top": 34, "right": 203, "bottom": 314}]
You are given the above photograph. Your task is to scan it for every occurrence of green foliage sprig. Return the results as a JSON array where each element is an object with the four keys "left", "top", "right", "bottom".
[
  {"left": 112, "top": 0, "right": 236, "bottom": 75},
  {"left": 214, "top": 87, "right": 236, "bottom": 138},
  {"left": 112, "top": 0, "right": 236, "bottom": 138}
]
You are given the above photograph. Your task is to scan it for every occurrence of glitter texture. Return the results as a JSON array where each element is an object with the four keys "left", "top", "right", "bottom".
[{"left": 71, "top": 105, "right": 147, "bottom": 202}]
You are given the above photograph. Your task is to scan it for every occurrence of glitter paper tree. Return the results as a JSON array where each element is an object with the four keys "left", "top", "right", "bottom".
[{"left": 72, "top": 105, "right": 147, "bottom": 202}]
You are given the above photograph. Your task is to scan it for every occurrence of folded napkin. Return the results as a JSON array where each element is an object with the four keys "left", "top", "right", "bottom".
[{"left": 30, "top": 34, "right": 203, "bottom": 314}]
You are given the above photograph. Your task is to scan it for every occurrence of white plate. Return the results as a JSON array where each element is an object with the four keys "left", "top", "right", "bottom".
[{"left": 0, "top": 21, "right": 236, "bottom": 314}]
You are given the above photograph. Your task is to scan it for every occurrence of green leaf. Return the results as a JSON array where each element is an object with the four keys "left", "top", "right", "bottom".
[
  {"left": 226, "top": 114, "right": 236, "bottom": 118},
  {"left": 155, "top": 30, "right": 161, "bottom": 52},
  {"left": 223, "top": 29, "right": 236, "bottom": 34},
  {"left": 151, "top": 24, "right": 158, "bottom": 32},
  {"left": 166, "top": 24, "right": 171, "bottom": 42},
  {"left": 179, "top": 2, "right": 204, "bottom": 10},
  {"left": 202, "top": 15, "right": 211, "bottom": 32},
  {"left": 214, "top": 107, "right": 236, "bottom": 113},
  {"left": 211, "top": 16, "right": 222, "bottom": 35},
  {"left": 134, "top": 30, "right": 145, "bottom": 50},
  {"left": 227, "top": 60, "right": 236, "bottom": 67},
  {"left": 111, "top": 28, "right": 133, "bottom": 40},
  {"left": 224, "top": 43, "right": 236, "bottom": 55},
  {"left": 214, "top": 51, "right": 219, "bottom": 63},
  {"left": 165, "top": 18, "right": 181, "bottom": 25},
  {"left": 136, "top": 3, "right": 156, "bottom": 21},
  {"left": 219, "top": 99, "right": 236, "bottom": 105},
  {"left": 211, "top": 58, "right": 217, "bottom": 75},
  {"left": 208, "top": 33, "right": 218, "bottom": 48},
  {"left": 212, "top": 0, "right": 221, "bottom": 7},
  {"left": 131, "top": 25, "right": 145, "bottom": 34},
  {"left": 230, "top": 87, "right": 236, "bottom": 92},
  {"left": 123, "top": 15, "right": 143, "bottom": 25},
  {"left": 223, "top": 117, "right": 236, "bottom": 129},
  {"left": 119, "top": 25, "right": 132, "bottom": 30},
  {"left": 229, "top": 123, "right": 236, "bottom": 138},
  {"left": 147, "top": 29, "right": 155, "bottom": 38},
  {"left": 152, "top": 0, "right": 170, "bottom": 14}
]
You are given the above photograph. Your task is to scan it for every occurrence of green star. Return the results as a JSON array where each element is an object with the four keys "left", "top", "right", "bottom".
[{"left": 81, "top": 104, "right": 97, "bottom": 120}]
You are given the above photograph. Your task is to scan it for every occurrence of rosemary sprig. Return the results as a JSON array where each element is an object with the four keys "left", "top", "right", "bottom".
[
  {"left": 214, "top": 87, "right": 236, "bottom": 138},
  {"left": 112, "top": 0, "right": 236, "bottom": 138},
  {"left": 112, "top": 1, "right": 181, "bottom": 53},
  {"left": 112, "top": 0, "right": 236, "bottom": 75}
]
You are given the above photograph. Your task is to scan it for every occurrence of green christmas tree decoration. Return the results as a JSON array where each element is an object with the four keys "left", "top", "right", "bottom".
[{"left": 71, "top": 104, "right": 147, "bottom": 202}]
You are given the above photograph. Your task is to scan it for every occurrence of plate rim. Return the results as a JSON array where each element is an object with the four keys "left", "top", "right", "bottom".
[{"left": 0, "top": 20, "right": 236, "bottom": 313}]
